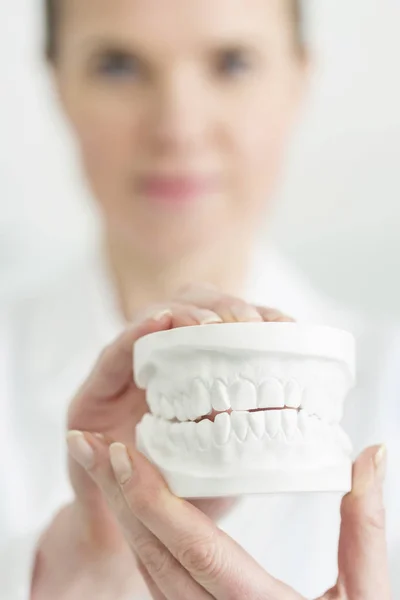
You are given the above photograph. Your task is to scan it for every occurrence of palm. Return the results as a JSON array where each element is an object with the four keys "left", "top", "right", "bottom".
[{"left": 68, "top": 378, "right": 235, "bottom": 521}]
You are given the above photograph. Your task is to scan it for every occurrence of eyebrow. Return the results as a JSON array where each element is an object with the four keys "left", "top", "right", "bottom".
[{"left": 78, "top": 30, "right": 270, "bottom": 57}]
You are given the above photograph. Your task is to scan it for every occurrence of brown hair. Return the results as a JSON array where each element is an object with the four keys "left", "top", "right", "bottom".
[{"left": 44, "top": 0, "right": 303, "bottom": 61}]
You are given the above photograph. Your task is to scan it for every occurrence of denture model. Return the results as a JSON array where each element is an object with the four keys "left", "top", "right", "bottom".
[{"left": 134, "top": 323, "right": 355, "bottom": 498}]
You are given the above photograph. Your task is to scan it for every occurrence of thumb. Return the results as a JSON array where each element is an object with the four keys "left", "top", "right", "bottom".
[{"left": 337, "top": 445, "right": 392, "bottom": 600}]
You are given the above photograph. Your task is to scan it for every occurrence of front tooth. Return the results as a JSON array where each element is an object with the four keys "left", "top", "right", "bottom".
[
  {"left": 230, "top": 380, "right": 257, "bottom": 411},
  {"left": 213, "top": 412, "right": 231, "bottom": 445},
  {"left": 196, "top": 419, "right": 213, "bottom": 450},
  {"left": 231, "top": 411, "right": 248, "bottom": 441},
  {"left": 192, "top": 379, "right": 212, "bottom": 417},
  {"left": 286, "top": 380, "right": 302, "bottom": 409},
  {"left": 248, "top": 411, "right": 265, "bottom": 439},
  {"left": 258, "top": 379, "right": 284, "bottom": 409},
  {"left": 282, "top": 410, "right": 298, "bottom": 440},
  {"left": 211, "top": 380, "right": 230, "bottom": 411},
  {"left": 264, "top": 410, "right": 281, "bottom": 438},
  {"left": 159, "top": 395, "right": 176, "bottom": 420}
]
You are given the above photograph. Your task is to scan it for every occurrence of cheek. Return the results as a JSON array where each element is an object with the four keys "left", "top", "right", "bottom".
[
  {"left": 228, "top": 84, "right": 296, "bottom": 199},
  {"left": 71, "top": 98, "right": 141, "bottom": 202}
]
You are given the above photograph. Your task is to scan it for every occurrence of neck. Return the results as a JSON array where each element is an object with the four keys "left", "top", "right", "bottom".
[{"left": 104, "top": 232, "right": 255, "bottom": 322}]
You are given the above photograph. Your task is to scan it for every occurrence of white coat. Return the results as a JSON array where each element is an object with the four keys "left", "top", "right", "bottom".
[{"left": 1, "top": 243, "right": 399, "bottom": 599}]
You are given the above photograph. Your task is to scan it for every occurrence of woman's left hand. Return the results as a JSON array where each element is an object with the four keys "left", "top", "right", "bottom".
[{"left": 68, "top": 436, "right": 392, "bottom": 600}]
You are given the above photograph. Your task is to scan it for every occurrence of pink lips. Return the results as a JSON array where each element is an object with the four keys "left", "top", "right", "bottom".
[{"left": 140, "top": 175, "right": 217, "bottom": 206}]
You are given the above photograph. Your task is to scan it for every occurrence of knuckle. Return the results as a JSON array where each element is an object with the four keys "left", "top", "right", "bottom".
[
  {"left": 363, "top": 506, "right": 386, "bottom": 532},
  {"left": 136, "top": 538, "right": 172, "bottom": 580},
  {"left": 131, "top": 486, "right": 161, "bottom": 519},
  {"left": 341, "top": 497, "right": 386, "bottom": 533},
  {"left": 178, "top": 533, "right": 221, "bottom": 578}
]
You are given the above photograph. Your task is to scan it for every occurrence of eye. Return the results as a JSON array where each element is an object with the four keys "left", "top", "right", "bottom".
[
  {"left": 95, "top": 50, "right": 143, "bottom": 80},
  {"left": 214, "top": 47, "right": 253, "bottom": 78}
]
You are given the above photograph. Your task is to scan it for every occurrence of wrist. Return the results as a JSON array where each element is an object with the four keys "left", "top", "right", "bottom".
[{"left": 32, "top": 502, "right": 140, "bottom": 599}]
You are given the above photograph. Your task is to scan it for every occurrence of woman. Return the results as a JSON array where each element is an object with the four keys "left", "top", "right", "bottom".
[{"left": 1, "top": 0, "right": 398, "bottom": 598}]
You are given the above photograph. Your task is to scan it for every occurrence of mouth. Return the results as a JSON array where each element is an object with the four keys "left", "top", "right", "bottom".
[
  {"left": 134, "top": 323, "right": 356, "bottom": 497},
  {"left": 139, "top": 174, "right": 219, "bottom": 206}
]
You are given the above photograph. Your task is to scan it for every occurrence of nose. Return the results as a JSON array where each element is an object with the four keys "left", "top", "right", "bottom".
[{"left": 148, "top": 68, "right": 212, "bottom": 159}]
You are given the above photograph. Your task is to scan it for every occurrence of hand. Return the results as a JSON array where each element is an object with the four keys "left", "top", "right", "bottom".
[
  {"left": 66, "top": 284, "right": 293, "bottom": 550},
  {"left": 68, "top": 438, "right": 392, "bottom": 600}
]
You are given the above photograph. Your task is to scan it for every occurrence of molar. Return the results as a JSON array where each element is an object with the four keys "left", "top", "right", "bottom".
[
  {"left": 298, "top": 409, "right": 310, "bottom": 437},
  {"left": 181, "top": 421, "right": 197, "bottom": 451},
  {"left": 302, "top": 387, "right": 322, "bottom": 416},
  {"left": 169, "top": 422, "right": 185, "bottom": 449},
  {"left": 230, "top": 380, "right": 257, "bottom": 411},
  {"left": 159, "top": 395, "right": 176, "bottom": 421},
  {"left": 146, "top": 388, "right": 162, "bottom": 415},
  {"left": 258, "top": 378, "right": 285, "bottom": 409}
]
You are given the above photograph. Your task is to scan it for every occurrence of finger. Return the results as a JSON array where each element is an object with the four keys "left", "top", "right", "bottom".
[
  {"left": 175, "top": 284, "right": 263, "bottom": 323},
  {"left": 137, "top": 302, "right": 223, "bottom": 328},
  {"left": 137, "top": 559, "right": 168, "bottom": 600},
  {"left": 256, "top": 306, "right": 295, "bottom": 323},
  {"left": 111, "top": 443, "right": 303, "bottom": 600},
  {"left": 67, "top": 432, "right": 212, "bottom": 600},
  {"left": 73, "top": 310, "right": 174, "bottom": 403},
  {"left": 336, "top": 445, "right": 391, "bottom": 600}
]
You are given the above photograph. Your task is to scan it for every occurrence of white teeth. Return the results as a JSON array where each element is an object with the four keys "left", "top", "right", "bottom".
[
  {"left": 192, "top": 379, "right": 212, "bottom": 417},
  {"left": 213, "top": 412, "right": 231, "bottom": 445},
  {"left": 196, "top": 419, "right": 213, "bottom": 450},
  {"left": 174, "top": 398, "right": 187, "bottom": 423},
  {"left": 258, "top": 379, "right": 285, "bottom": 409},
  {"left": 146, "top": 388, "right": 161, "bottom": 414},
  {"left": 159, "top": 395, "right": 175, "bottom": 420},
  {"left": 331, "top": 398, "right": 344, "bottom": 424},
  {"left": 248, "top": 411, "right": 265, "bottom": 440},
  {"left": 264, "top": 410, "right": 281, "bottom": 438},
  {"left": 302, "top": 387, "right": 321, "bottom": 415},
  {"left": 169, "top": 423, "right": 184, "bottom": 448},
  {"left": 211, "top": 380, "right": 230, "bottom": 411},
  {"left": 286, "top": 380, "right": 302, "bottom": 409},
  {"left": 230, "top": 380, "right": 257, "bottom": 411},
  {"left": 231, "top": 411, "right": 249, "bottom": 441},
  {"left": 298, "top": 410, "right": 310, "bottom": 436},
  {"left": 182, "top": 421, "right": 197, "bottom": 450},
  {"left": 282, "top": 410, "right": 298, "bottom": 440}
]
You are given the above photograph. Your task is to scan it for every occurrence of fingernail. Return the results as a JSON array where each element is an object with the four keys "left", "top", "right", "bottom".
[
  {"left": 110, "top": 443, "right": 133, "bottom": 485},
  {"left": 195, "top": 310, "right": 223, "bottom": 325},
  {"left": 67, "top": 431, "right": 95, "bottom": 470},
  {"left": 232, "top": 305, "right": 262, "bottom": 323},
  {"left": 150, "top": 309, "right": 172, "bottom": 322},
  {"left": 374, "top": 445, "right": 387, "bottom": 485}
]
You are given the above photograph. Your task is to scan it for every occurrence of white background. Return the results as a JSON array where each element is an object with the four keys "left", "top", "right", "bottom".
[{"left": 1, "top": 0, "right": 399, "bottom": 318}]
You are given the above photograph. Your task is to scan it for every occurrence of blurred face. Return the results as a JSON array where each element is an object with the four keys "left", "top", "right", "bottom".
[{"left": 55, "top": 0, "right": 306, "bottom": 260}]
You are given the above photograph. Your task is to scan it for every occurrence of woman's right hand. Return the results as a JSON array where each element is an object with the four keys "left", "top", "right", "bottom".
[{"left": 33, "top": 285, "right": 293, "bottom": 598}]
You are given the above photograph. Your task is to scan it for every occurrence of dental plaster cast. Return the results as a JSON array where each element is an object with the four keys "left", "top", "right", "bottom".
[{"left": 134, "top": 323, "right": 356, "bottom": 498}]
